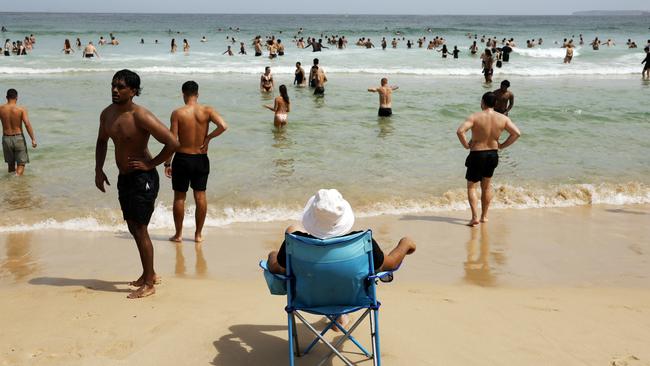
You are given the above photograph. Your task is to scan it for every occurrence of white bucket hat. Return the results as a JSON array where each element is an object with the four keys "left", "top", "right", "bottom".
[{"left": 301, "top": 189, "right": 355, "bottom": 239}]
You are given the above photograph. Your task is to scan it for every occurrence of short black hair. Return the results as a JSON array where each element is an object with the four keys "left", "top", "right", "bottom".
[
  {"left": 313, "top": 58, "right": 319, "bottom": 65},
  {"left": 112, "top": 69, "right": 141, "bottom": 96},
  {"left": 501, "top": 80, "right": 510, "bottom": 88},
  {"left": 482, "top": 92, "right": 497, "bottom": 108},
  {"left": 6, "top": 88, "right": 17, "bottom": 99},
  {"left": 182, "top": 80, "right": 199, "bottom": 96}
]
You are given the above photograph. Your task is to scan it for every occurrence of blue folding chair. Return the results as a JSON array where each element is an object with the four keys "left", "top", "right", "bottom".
[{"left": 259, "top": 230, "right": 397, "bottom": 366}]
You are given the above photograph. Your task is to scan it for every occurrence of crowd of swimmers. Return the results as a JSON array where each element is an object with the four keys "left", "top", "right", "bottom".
[{"left": 3, "top": 34, "right": 36, "bottom": 56}]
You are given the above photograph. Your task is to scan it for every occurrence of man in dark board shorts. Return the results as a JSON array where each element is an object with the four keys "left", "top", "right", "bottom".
[
  {"left": 95, "top": 70, "right": 179, "bottom": 299},
  {"left": 456, "top": 92, "right": 521, "bottom": 227},
  {"left": 165, "top": 81, "right": 228, "bottom": 243},
  {"left": 1, "top": 89, "right": 37, "bottom": 176}
]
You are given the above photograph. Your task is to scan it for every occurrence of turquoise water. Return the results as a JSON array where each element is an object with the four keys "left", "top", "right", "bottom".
[{"left": 0, "top": 13, "right": 649, "bottom": 230}]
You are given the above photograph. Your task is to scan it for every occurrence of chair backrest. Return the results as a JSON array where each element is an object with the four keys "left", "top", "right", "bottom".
[{"left": 285, "top": 230, "right": 376, "bottom": 310}]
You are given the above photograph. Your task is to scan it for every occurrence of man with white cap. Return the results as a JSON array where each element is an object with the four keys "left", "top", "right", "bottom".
[{"left": 266, "top": 188, "right": 416, "bottom": 275}]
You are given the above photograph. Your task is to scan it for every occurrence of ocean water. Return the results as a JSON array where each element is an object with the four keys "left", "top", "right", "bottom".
[{"left": 0, "top": 13, "right": 649, "bottom": 231}]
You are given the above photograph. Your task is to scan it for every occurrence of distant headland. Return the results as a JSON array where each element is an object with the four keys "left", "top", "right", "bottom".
[{"left": 572, "top": 10, "right": 650, "bottom": 16}]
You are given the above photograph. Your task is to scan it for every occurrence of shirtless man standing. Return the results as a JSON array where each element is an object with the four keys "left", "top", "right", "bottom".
[
  {"left": 493, "top": 80, "right": 514, "bottom": 115},
  {"left": 1, "top": 89, "right": 37, "bottom": 176},
  {"left": 95, "top": 70, "right": 179, "bottom": 299},
  {"left": 456, "top": 92, "right": 521, "bottom": 226},
  {"left": 309, "top": 59, "right": 327, "bottom": 96},
  {"left": 367, "top": 78, "right": 399, "bottom": 117},
  {"left": 82, "top": 41, "right": 100, "bottom": 58},
  {"left": 165, "top": 81, "right": 228, "bottom": 243}
]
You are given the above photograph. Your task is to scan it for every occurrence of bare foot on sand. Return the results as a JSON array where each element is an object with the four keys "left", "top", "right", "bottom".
[
  {"left": 332, "top": 314, "right": 350, "bottom": 332},
  {"left": 129, "top": 274, "right": 161, "bottom": 287},
  {"left": 480, "top": 217, "right": 489, "bottom": 223},
  {"left": 467, "top": 219, "right": 480, "bottom": 227},
  {"left": 194, "top": 233, "right": 203, "bottom": 243},
  {"left": 127, "top": 285, "right": 155, "bottom": 299},
  {"left": 169, "top": 235, "right": 182, "bottom": 243}
]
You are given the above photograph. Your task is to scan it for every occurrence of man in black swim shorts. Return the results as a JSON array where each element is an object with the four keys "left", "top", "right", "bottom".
[
  {"left": 456, "top": 92, "right": 521, "bottom": 227},
  {"left": 95, "top": 70, "right": 179, "bottom": 299},
  {"left": 165, "top": 81, "right": 228, "bottom": 243},
  {"left": 368, "top": 77, "right": 399, "bottom": 117}
]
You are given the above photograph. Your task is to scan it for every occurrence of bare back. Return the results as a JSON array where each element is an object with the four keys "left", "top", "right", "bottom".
[
  {"left": 100, "top": 104, "right": 154, "bottom": 173},
  {"left": 0, "top": 104, "right": 25, "bottom": 135},
  {"left": 274, "top": 96, "right": 289, "bottom": 114},
  {"left": 468, "top": 110, "right": 509, "bottom": 151},
  {"left": 493, "top": 89, "right": 513, "bottom": 113},
  {"left": 376, "top": 86, "right": 393, "bottom": 108},
  {"left": 172, "top": 104, "right": 213, "bottom": 154}
]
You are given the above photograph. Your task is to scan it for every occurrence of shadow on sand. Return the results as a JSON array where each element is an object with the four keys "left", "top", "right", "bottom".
[
  {"left": 399, "top": 214, "right": 468, "bottom": 226},
  {"left": 29, "top": 277, "right": 131, "bottom": 293},
  {"left": 211, "top": 322, "right": 367, "bottom": 366},
  {"left": 605, "top": 208, "right": 649, "bottom": 216}
]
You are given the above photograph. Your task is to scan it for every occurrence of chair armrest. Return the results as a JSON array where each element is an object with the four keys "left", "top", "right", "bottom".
[
  {"left": 259, "top": 260, "right": 289, "bottom": 281},
  {"left": 368, "top": 264, "right": 401, "bottom": 282}
]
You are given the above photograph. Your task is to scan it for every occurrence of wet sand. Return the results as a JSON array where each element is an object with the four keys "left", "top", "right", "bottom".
[{"left": 1, "top": 204, "right": 650, "bottom": 365}]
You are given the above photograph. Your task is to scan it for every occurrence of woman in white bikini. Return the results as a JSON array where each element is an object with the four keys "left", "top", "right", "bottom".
[{"left": 264, "top": 84, "right": 290, "bottom": 128}]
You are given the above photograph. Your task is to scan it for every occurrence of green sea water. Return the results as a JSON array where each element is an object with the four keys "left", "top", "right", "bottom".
[{"left": 0, "top": 13, "right": 649, "bottom": 230}]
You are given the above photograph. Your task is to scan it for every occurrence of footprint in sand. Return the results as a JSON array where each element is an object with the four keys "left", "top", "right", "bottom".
[{"left": 611, "top": 355, "right": 645, "bottom": 366}]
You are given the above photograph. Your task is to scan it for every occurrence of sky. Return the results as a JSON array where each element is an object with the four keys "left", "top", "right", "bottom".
[{"left": 2, "top": 0, "right": 649, "bottom": 15}]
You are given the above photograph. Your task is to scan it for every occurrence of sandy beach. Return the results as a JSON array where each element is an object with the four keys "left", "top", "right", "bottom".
[{"left": 1, "top": 203, "right": 649, "bottom": 366}]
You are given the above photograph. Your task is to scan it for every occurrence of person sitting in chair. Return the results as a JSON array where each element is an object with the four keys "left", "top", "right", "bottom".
[{"left": 266, "top": 188, "right": 416, "bottom": 275}]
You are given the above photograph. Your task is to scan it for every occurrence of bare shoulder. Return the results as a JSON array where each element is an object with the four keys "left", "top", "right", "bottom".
[
  {"left": 99, "top": 104, "right": 114, "bottom": 121},
  {"left": 133, "top": 104, "right": 156, "bottom": 123},
  {"left": 202, "top": 104, "right": 216, "bottom": 113}
]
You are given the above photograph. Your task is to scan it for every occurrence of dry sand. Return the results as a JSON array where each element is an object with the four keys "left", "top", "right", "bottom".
[{"left": 1, "top": 204, "right": 650, "bottom": 366}]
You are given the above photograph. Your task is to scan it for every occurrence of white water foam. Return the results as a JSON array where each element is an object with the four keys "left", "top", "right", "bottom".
[
  {"left": 0, "top": 65, "right": 640, "bottom": 76},
  {"left": 1, "top": 183, "right": 648, "bottom": 233},
  {"left": 513, "top": 47, "right": 581, "bottom": 58}
]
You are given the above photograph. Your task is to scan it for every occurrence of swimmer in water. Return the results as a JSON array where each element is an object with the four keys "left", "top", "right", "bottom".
[
  {"left": 263, "top": 84, "right": 290, "bottom": 128},
  {"left": 260, "top": 66, "right": 274, "bottom": 93}
]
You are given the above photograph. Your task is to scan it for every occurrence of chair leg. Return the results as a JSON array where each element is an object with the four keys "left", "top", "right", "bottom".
[
  {"left": 291, "top": 313, "right": 301, "bottom": 356},
  {"left": 371, "top": 309, "right": 381, "bottom": 366},
  {"left": 288, "top": 312, "right": 295, "bottom": 366}
]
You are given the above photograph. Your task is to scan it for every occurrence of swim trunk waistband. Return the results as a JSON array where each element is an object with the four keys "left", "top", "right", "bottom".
[
  {"left": 469, "top": 149, "right": 498, "bottom": 155},
  {"left": 174, "top": 152, "right": 208, "bottom": 158},
  {"left": 3, "top": 133, "right": 21, "bottom": 137},
  {"left": 378, "top": 107, "right": 392, "bottom": 117}
]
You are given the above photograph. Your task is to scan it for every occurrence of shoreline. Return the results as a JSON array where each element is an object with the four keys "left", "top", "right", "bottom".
[{"left": 1, "top": 203, "right": 649, "bottom": 365}]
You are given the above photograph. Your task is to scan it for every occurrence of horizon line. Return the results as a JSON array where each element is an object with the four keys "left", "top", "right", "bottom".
[{"left": 0, "top": 10, "right": 642, "bottom": 16}]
